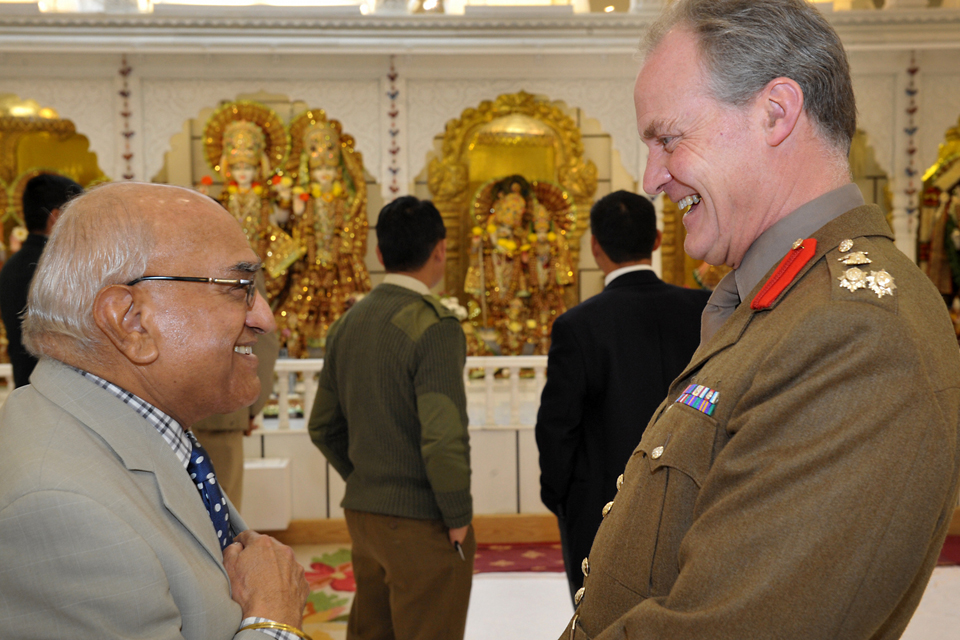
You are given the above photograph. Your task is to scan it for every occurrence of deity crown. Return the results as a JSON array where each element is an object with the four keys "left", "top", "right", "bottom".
[{"left": 223, "top": 121, "right": 266, "bottom": 167}]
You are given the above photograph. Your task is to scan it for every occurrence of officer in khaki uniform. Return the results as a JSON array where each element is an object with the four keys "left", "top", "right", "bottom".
[{"left": 562, "top": 2, "right": 960, "bottom": 639}]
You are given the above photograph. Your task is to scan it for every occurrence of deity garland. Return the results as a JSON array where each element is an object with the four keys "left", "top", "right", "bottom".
[
  {"left": 274, "top": 111, "right": 371, "bottom": 358},
  {"left": 465, "top": 175, "right": 575, "bottom": 355},
  {"left": 202, "top": 102, "right": 303, "bottom": 305}
]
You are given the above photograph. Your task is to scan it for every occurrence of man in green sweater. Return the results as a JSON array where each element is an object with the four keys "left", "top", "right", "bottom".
[{"left": 309, "top": 195, "right": 474, "bottom": 640}]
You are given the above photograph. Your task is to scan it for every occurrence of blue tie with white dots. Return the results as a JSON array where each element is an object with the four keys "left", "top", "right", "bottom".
[{"left": 185, "top": 431, "right": 233, "bottom": 550}]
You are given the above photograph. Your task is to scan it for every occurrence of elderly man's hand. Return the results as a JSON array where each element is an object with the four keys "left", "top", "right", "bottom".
[{"left": 223, "top": 530, "right": 309, "bottom": 629}]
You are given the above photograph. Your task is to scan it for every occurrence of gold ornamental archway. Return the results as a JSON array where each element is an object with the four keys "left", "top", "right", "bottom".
[{"left": 427, "top": 91, "right": 597, "bottom": 301}]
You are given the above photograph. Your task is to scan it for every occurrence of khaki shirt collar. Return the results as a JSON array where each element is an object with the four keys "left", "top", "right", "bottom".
[
  {"left": 382, "top": 273, "right": 432, "bottom": 296},
  {"left": 735, "top": 183, "right": 864, "bottom": 301}
]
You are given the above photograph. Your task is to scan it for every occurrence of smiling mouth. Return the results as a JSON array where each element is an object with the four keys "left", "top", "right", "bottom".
[
  {"left": 677, "top": 194, "right": 702, "bottom": 212},
  {"left": 234, "top": 345, "right": 253, "bottom": 355}
]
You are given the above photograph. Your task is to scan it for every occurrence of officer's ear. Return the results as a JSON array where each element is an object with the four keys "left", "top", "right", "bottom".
[{"left": 760, "top": 77, "right": 803, "bottom": 147}]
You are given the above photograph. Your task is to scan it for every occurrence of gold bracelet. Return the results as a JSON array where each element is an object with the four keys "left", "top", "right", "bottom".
[{"left": 238, "top": 621, "right": 313, "bottom": 640}]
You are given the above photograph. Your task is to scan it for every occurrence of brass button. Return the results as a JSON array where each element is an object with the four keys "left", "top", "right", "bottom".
[
  {"left": 574, "top": 587, "right": 585, "bottom": 606},
  {"left": 602, "top": 501, "right": 614, "bottom": 518},
  {"left": 651, "top": 445, "right": 664, "bottom": 459},
  {"left": 581, "top": 556, "right": 590, "bottom": 577},
  {"left": 616, "top": 474, "right": 624, "bottom": 491},
  {"left": 791, "top": 238, "right": 804, "bottom": 250},
  {"left": 839, "top": 238, "right": 854, "bottom": 252}
]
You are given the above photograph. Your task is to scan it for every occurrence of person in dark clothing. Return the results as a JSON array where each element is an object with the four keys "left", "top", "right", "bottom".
[
  {"left": 0, "top": 173, "right": 82, "bottom": 387},
  {"left": 535, "top": 190, "right": 710, "bottom": 602}
]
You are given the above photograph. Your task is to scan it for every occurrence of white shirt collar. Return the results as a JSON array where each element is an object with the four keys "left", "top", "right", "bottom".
[
  {"left": 382, "top": 273, "right": 432, "bottom": 296},
  {"left": 604, "top": 264, "right": 654, "bottom": 288}
]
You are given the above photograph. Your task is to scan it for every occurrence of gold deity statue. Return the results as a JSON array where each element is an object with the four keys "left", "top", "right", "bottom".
[
  {"left": 203, "top": 101, "right": 302, "bottom": 304},
  {"left": 465, "top": 175, "right": 575, "bottom": 355},
  {"left": 274, "top": 110, "right": 371, "bottom": 358}
]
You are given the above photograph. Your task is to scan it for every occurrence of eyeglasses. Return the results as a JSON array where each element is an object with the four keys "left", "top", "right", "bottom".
[{"left": 126, "top": 276, "right": 257, "bottom": 308}]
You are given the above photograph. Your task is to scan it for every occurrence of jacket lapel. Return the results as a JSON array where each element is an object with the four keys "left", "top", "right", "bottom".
[{"left": 29, "top": 358, "right": 229, "bottom": 575}]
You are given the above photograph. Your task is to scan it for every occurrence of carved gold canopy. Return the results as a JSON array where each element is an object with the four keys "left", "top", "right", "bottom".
[
  {"left": 0, "top": 95, "right": 105, "bottom": 251},
  {"left": 427, "top": 91, "right": 597, "bottom": 300}
]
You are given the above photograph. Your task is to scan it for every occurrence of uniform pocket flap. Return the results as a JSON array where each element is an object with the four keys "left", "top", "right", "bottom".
[{"left": 636, "top": 404, "right": 718, "bottom": 488}]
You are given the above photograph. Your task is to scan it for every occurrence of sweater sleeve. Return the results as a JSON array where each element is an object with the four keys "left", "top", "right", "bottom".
[
  {"left": 308, "top": 342, "right": 353, "bottom": 480},
  {"left": 414, "top": 318, "right": 472, "bottom": 529}
]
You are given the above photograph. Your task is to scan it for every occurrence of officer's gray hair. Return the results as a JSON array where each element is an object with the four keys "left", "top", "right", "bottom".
[
  {"left": 23, "top": 184, "right": 154, "bottom": 359},
  {"left": 641, "top": 0, "right": 856, "bottom": 157}
]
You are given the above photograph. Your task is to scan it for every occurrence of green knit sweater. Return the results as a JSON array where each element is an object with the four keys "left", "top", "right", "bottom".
[{"left": 308, "top": 283, "right": 472, "bottom": 528}]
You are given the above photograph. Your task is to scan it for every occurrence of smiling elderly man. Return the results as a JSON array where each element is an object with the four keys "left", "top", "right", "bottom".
[
  {"left": 0, "top": 182, "right": 309, "bottom": 640},
  {"left": 561, "top": 1, "right": 960, "bottom": 639}
]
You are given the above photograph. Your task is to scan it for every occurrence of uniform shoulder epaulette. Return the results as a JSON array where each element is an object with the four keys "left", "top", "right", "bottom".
[
  {"left": 827, "top": 237, "right": 898, "bottom": 309},
  {"left": 423, "top": 294, "right": 459, "bottom": 320}
]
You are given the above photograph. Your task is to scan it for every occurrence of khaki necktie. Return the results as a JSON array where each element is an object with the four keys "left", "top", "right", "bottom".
[{"left": 699, "top": 271, "right": 740, "bottom": 346}]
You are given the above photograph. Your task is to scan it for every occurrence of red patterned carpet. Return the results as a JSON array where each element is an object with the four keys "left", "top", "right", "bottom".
[
  {"left": 473, "top": 542, "right": 565, "bottom": 573},
  {"left": 938, "top": 535, "right": 960, "bottom": 566}
]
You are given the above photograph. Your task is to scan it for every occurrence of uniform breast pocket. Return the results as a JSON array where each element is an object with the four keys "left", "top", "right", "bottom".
[
  {"left": 592, "top": 402, "right": 721, "bottom": 601},
  {"left": 637, "top": 402, "right": 718, "bottom": 489}
]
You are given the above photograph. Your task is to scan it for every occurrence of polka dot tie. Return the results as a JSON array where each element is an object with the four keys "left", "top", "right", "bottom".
[{"left": 185, "top": 431, "right": 233, "bottom": 549}]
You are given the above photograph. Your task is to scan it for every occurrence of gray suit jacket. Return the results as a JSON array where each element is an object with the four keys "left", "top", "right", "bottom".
[{"left": 0, "top": 358, "right": 270, "bottom": 639}]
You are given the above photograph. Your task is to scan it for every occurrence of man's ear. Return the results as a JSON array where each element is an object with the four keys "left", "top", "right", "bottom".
[
  {"left": 433, "top": 238, "right": 447, "bottom": 263},
  {"left": 93, "top": 285, "right": 159, "bottom": 365},
  {"left": 375, "top": 245, "right": 385, "bottom": 268},
  {"left": 590, "top": 234, "right": 602, "bottom": 260},
  {"left": 652, "top": 229, "right": 663, "bottom": 252},
  {"left": 761, "top": 77, "right": 804, "bottom": 147}
]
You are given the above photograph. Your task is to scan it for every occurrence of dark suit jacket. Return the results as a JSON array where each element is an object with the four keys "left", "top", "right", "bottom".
[
  {"left": 0, "top": 233, "right": 46, "bottom": 387},
  {"left": 535, "top": 270, "right": 709, "bottom": 563}
]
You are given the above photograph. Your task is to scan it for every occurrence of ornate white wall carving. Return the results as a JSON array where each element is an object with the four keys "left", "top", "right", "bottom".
[
  {"left": 142, "top": 79, "right": 382, "bottom": 183},
  {"left": 0, "top": 79, "right": 116, "bottom": 179},
  {"left": 852, "top": 73, "right": 898, "bottom": 180},
  {"left": 407, "top": 78, "right": 641, "bottom": 181}
]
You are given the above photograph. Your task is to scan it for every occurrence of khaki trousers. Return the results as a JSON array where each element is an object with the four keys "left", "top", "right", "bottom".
[
  {"left": 192, "top": 429, "right": 244, "bottom": 511},
  {"left": 345, "top": 509, "right": 475, "bottom": 640}
]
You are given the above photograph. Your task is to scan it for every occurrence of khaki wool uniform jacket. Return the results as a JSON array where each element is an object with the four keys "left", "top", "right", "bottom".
[{"left": 564, "top": 205, "right": 960, "bottom": 640}]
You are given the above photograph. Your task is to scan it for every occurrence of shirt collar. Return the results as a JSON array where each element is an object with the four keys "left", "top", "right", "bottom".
[
  {"left": 604, "top": 264, "right": 654, "bottom": 287},
  {"left": 735, "top": 183, "right": 864, "bottom": 301},
  {"left": 382, "top": 273, "right": 432, "bottom": 296},
  {"left": 73, "top": 368, "right": 192, "bottom": 469}
]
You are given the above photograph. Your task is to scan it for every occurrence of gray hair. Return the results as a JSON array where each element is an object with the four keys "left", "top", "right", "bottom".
[
  {"left": 23, "top": 185, "right": 155, "bottom": 358},
  {"left": 642, "top": 0, "right": 856, "bottom": 155}
]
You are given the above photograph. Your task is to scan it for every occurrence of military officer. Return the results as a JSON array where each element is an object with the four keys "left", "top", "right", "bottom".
[{"left": 561, "top": 1, "right": 960, "bottom": 639}]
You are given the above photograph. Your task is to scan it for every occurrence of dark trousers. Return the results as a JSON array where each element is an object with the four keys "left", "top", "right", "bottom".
[{"left": 345, "top": 509, "right": 475, "bottom": 640}]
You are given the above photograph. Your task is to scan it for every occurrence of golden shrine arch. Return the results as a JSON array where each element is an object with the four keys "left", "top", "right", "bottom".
[
  {"left": 0, "top": 94, "right": 106, "bottom": 248},
  {"left": 427, "top": 91, "right": 598, "bottom": 305}
]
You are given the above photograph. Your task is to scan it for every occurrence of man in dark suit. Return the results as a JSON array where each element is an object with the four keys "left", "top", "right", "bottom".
[
  {"left": 0, "top": 173, "right": 82, "bottom": 387},
  {"left": 535, "top": 190, "right": 710, "bottom": 601}
]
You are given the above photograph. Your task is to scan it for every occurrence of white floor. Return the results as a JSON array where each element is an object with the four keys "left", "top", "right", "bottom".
[
  {"left": 465, "top": 573, "right": 574, "bottom": 640},
  {"left": 474, "top": 568, "right": 960, "bottom": 639}
]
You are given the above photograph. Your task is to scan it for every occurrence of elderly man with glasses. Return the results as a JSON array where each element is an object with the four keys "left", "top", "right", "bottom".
[{"left": 0, "top": 182, "right": 310, "bottom": 640}]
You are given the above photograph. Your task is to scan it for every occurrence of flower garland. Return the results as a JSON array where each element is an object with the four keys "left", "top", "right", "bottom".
[{"left": 904, "top": 53, "right": 919, "bottom": 229}]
